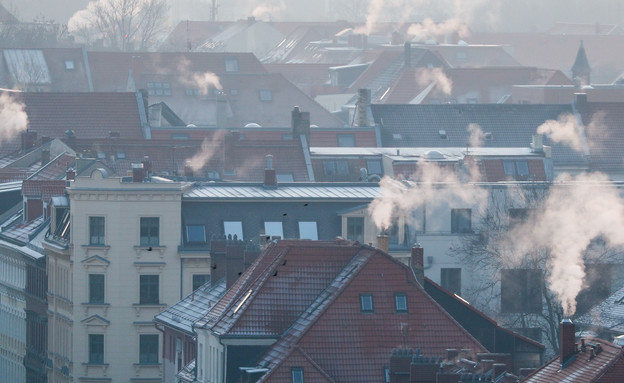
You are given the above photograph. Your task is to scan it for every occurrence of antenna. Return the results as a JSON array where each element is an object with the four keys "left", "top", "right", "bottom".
[{"left": 211, "top": 0, "right": 217, "bottom": 22}]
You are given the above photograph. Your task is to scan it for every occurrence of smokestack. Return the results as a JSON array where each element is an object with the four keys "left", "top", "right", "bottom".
[
  {"left": 291, "top": 106, "right": 310, "bottom": 141},
  {"left": 560, "top": 319, "right": 577, "bottom": 368},
  {"left": 131, "top": 163, "right": 144, "bottom": 183},
  {"left": 410, "top": 245, "right": 424, "bottom": 286},
  {"left": 264, "top": 155, "right": 277, "bottom": 188},
  {"left": 356, "top": 89, "right": 371, "bottom": 127},
  {"left": 574, "top": 93, "right": 588, "bottom": 114},
  {"left": 377, "top": 235, "right": 389, "bottom": 253},
  {"left": 41, "top": 149, "right": 50, "bottom": 165}
]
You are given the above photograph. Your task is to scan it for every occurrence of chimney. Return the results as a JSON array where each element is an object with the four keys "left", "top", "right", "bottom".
[
  {"left": 142, "top": 156, "right": 152, "bottom": 179},
  {"left": 263, "top": 155, "right": 277, "bottom": 188},
  {"left": 210, "top": 239, "right": 227, "bottom": 287},
  {"left": 291, "top": 106, "right": 310, "bottom": 141},
  {"left": 356, "top": 89, "right": 371, "bottom": 127},
  {"left": 21, "top": 131, "right": 37, "bottom": 153},
  {"left": 64, "top": 129, "right": 76, "bottom": 148},
  {"left": 411, "top": 245, "right": 425, "bottom": 286},
  {"left": 247, "top": 16, "right": 255, "bottom": 26},
  {"left": 404, "top": 41, "right": 412, "bottom": 67},
  {"left": 216, "top": 91, "right": 227, "bottom": 129},
  {"left": 131, "top": 163, "right": 144, "bottom": 182},
  {"left": 389, "top": 349, "right": 413, "bottom": 376},
  {"left": 560, "top": 319, "right": 577, "bottom": 368},
  {"left": 66, "top": 168, "right": 76, "bottom": 181},
  {"left": 377, "top": 235, "right": 389, "bottom": 253},
  {"left": 41, "top": 149, "right": 50, "bottom": 165},
  {"left": 409, "top": 357, "right": 439, "bottom": 382},
  {"left": 225, "top": 242, "right": 245, "bottom": 289},
  {"left": 574, "top": 93, "right": 588, "bottom": 114}
]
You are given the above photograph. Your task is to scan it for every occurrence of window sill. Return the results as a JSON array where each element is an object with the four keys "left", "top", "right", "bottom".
[
  {"left": 81, "top": 302, "right": 110, "bottom": 316},
  {"left": 82, "top": 244, "right": 110, "bottom": 256},
  {"left": 132, "top": 303, "right": 167, "bottom": 316},
  {"left": 133, "top": 362, "right": 162, "bottom": 375},
  {"left": 134, "top": 245, "right": 166, "bottom": 257},
  {"left": 81, "top": 362, "right": 110, "bottom": 376}
]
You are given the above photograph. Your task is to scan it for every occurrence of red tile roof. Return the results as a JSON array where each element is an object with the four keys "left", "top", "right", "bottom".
[
  {"left": 522, "top": 338, "right": 624, "bottom": 382},
  {"left": 22, "top": 179, "right": 65, "bottom": 201},
  {"left": 197, "top": 240, "right": 486, "bottom": 383}
]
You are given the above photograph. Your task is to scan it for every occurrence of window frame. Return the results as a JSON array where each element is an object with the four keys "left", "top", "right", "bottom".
[
  {"left": 186, "top": 224, "right": 206, "bottom": 244},
  {"left": 441, "top": 268, "right": 462, "bottom": 295},
  {"left": 139, "top": 334, "right": 159, "bottom": 365},
  {"left": 89, "top": 274, "right": 105, "bottom": 304},
  {"left": 346, "top": 216, "right": 364, "bottom": 243},
  {"left": 88, "top": 334, "right": 104, "bottom": 364},
  {"left": 223, "top": 221, "right": 243, "bottom": 240},
  {"left": 291, "top": 367, "right": 304, "bottom": 383},
  {"left": 259, "top": 89, "right": 272, "bottom": 102},
  {"left": 89, "top": 216, "right": 105, "bottom": 245},
  {"left": 264, "top": 221, "right": 284, "bottom": 239},
  {"left": 360, "top": 293, "right": 374, "bottom": 313},
  {"left": 140, "top": 217, "right": 160, "bottom": 247},
  {"left": 451, "top": 208, "right": 472, "bottom": 234},
  {"left": 192, "top": 274, "right": 211, "bottom": 291},
  {"left": 225, "top": 57, "right": 239, "bottom": 73},
  {"left": 394, "top": 293, "right": 408, "bottom": 313},
  {"left": 298, "top": 221, "right": 318, "bottom": 240},
  {"left": 139, "top": 274, "right": 160, "bottom": 305}
]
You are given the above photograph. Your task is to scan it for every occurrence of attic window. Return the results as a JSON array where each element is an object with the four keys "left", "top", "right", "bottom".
[
  {"left": 455, "top": 51, "right": 467, "bottom": 61},
  {"left": 97, "top": 152, "right": 106, "bottom": 159},
  {"left": 185, "top": 89, "right": 201, "bottom": 96},
  {"left": 65, "top": 60, "right": 75, "bottom": 70},
  {"left": 360, "top": 293, "right": 374, "bottom": 313},
  {"left": 116, "top": 151, "right": 126, "bottom": 159},
  {"left": 392, "top": 134, "right": 402, "bottom": 140},
  {"left": 395, "top": 293, "right": 408, "bottom": 313},
  {"left": 439, "top": 129, "right": 447, "bottom": 139},
  {"left": 225, "top": 57, "right": 239, "bottom": 72},
  {"left": 259, "top": 89, "right": 272, "bottom": 102},
  {"left": 485, "top": 132, "right": 493, "bottom": 140},
  {"left": 291, "top": 368, "right": 304, "bottom": 383}
]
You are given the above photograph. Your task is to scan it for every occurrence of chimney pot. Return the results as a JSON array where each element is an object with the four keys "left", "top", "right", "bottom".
[
  {"left": 377, "top": 235, "right": 389, "bottom": 253},
  {"left": 411, "top": 245, "right": 424, "bottom": 285}
]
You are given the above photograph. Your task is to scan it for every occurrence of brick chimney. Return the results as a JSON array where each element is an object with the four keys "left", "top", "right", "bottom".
[
  {"left": 560, "top": 319, "right": 577, "bottom": 368},
  {"left": 131, "top": 163, "right": 144, "bottom": 182},
  {"left": 216, "top": 91, "right": 227, "bottom": 129},
  {"left": 574, "top": 93, "right": 588, "bottom": 114},
  {"left": 409, "top": 356, "right": 438, "bottom": 382},
  {"left": 411, "top": 245, "right": 424, "bottom": 286},
  {"left": 356, "top": 89, "right": 371, "bottom": 127},
  {"left": 263, "top": 154, "right": 277, "bottom": 188},
  {"left": 225, "top": 242, "right": 245, "bottom": 289},
  {"left": 404, "top": 41, "right": 412, "bottom": 67},
  {"left": 21, "top": 131, "right": 37, "bottom": 153},
  {"left": 291, "top": 106, "right": 310, "bottom": 142},
  {"left": 184, "top": 162, "right": 193, "bottom": 178},
  {"left": 377, "top": 235, "right": 389, "bottom": 253},
  {"left": 389, "top": 349, "right": 413, "bottom": 377},
  {"left": 210, "top": 239, "right": 227, "bottom": 286}
]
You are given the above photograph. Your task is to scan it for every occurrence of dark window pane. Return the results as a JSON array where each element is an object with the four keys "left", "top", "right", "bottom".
[
  {"left": 395, "top": 293, "right": 408, "bottom": 312},
  {"left": 140, "top": 217, "right": 159, "bottom": 246},
  {"left": 192, "top": 274, "right": 211, "bottom": 291},
  {"left": 89, "top": 274, "right": 105, "bottom": 304},
  {"left": 89, "top": 334, "right": 104, "bottom": 364},
  {"left": 451, "top": 209, "right": 472, "bottom": 233},
  {"left": 186, "top": 225, "right": 206, "bottom": 243},
  {"left": 360, "top": 294, "right": 374, "bottom": 313},
  {"left": 140, "top": 275, "right": 159, "bottom": 304},
  {"left": 501, "top": 269, "right": 543, "bottom": 313},
  {"left": 89, "top": 216, "right": 105, "bottom": 245},
  {"left": 347, "top": 217, "right": 364, "bottom": 243},
  {"left": 139, "top": 334, "right": 159, "bottom": 364},
  {"left": 337, "top": 134, "right": 355, "bottom": 147},
  {"left": 291, "top": 367, "right": 304, "bottom": 383},
  {"left": 441, "top": 268, "right": 462, "bottom": 295}
]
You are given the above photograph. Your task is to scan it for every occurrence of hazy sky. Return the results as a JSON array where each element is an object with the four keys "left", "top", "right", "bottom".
[{"left": 4, "top": 0, "right": 624, "bottom": 33}]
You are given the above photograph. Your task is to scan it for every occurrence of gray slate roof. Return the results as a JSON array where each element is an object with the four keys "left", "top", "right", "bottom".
[
  {"left": 154, "top": 279, "right": 226, "bottom": 335},
  {"left": 371, "top": 103, "right": 587, "bottom": 167},
  {"left": 575, "top": 284, "right": 624, "bottom": 334}
]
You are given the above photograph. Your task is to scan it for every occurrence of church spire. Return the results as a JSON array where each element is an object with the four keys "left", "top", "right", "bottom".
[{"left": 571, "top": 40, "right": 591, "bottom": 87}]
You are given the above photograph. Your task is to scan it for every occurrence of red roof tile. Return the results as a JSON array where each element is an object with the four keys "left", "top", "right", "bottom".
[{"left": 22, "top": 179, "right": 65, "bottom": 201}]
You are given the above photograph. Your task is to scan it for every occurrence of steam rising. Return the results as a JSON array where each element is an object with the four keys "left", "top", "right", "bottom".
[
  {"left": 369, "top": 162, "right": 487, "bottom": 231},
  {"left": 252, "top": 1, "right": 286, "bottom": 19},
  {"left": 416, "top": 68, "right": 453, "bottom": 96},
  {"left": 188, "top": 72, "right": 223, "bottom": 95},
  {"left": 187, "top": 131, "right": 226, "bottom": 171},
  {"left": 467, "top": 123, "right": 484, "bottom": 147},
  {"left": 0, "top": 93, "right": 28, "bottom": 146},
  {"left": 508, "top": 172, "right": 624, "bottom": 316},
  {"left": 536, "top": 114, "right": 584, "bottom": 153},
  {"left": 407, "top": 18, "right": 470, "bottom": 42}
]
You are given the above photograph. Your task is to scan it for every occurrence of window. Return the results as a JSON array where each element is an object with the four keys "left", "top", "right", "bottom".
[
  {"left": 291, "top": 367, "right": 304, "bottom": 383},
  {"left": 89, "top": 334, "right": 104, "bottom": 364},
  {"left": 140, "top": 217, "right": 160, "bottom": 246},
  {"left": 337, "top": 134, "right": 355, "bottom": 147},
  {"left": 223, "top": 221, "right": 243, "bottom": 239},
  {"left": 500, "top": 269, "right": 543, "bottom": 313},
  {"left": 116, "top": 151, "right": 126, "bottom": 159},
  {"left": 298, "top": 222, "right": 318, "bottom": 240},
  {"left": 441, "top": 268, "right": 462, "bottom": 295},
  {"left": 89, "top": 216, "right": 105, "bottom": 245},
  {"left": 171, "top": 134, "right": 190, "bottom": 140},
  {"left": 259, "top": 89, "right": 272, "bottom": 102},
  {"left": 360, "top": 294, "right": 374, "bottom": 313},
  {"left": 503, "top": 160, "right": 530, "bottom": 180},
  {"left": 186, "top": 225, "right": 206, "bottom": 243},
  {"left": 225, "top": 57, "right": 239, "bottom": 72},
  {"left": 192, "top": 274, "right": 211, "bottom": 291},
  {"left": 264, "top": 222, "right": 283, "bottom": 239},
  {"left": 508, "top": 208, "right": 530, "bottom": 227},
  {"left": 395, "top": 293, "right": 408, "bottom": 312},
  {"left": 366, "top": 160, "right": 382, "bottom": 175},
  {"left": 346, "top": 217, "right": 364, "bottom": 243},
  {"left": 139, "top": 275, "right": 159, "bottom": 304},
  {"left": 185, "top": 89, "right": 201, "bottom": 96},
  {"left": 147, "top": 82, "right": 171, "bottom": 96},
  {"left": 323, "top": 160, "right": 349, "bottom": 176},
  {"left": 467, "top": 97, "right": 479, "bottom": 104},
  {"left": 439, "top": 129, "right": 447, "bottom": 139},
  {"left": 65, "top": 60, "right": 75, "bottom": 70},
  {"left": 451, "top": 209, "right": 472, "bottom": 233},
  {"left": 139, "top": 334, "right": 159, "bottom": 364},
  {"left": 89, "top": 274, "right": 105, "bottom": 304}
]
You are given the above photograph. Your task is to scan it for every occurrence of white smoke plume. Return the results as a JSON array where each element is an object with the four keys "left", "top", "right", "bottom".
[
  {"left": 536, "top": 114, "right": 585, "bottom": 153},
  {"left": 467, "top": 123, "right": 484, "bottom": 148},
  {"left": 0, "top": 93, "right": 28, "bottom": 146},
  {"left": 508, "top": 172, "right": 624, "bottom": 316},
  {"left": 191, "top": 72, "right": 223, "bottom": 95},
  {"left": 407, "top": 17, "right": 470, "bottom": 42},
  {"left": 356, "top": 0, "right": 418, "bottom": 35},
  {"left": 416, "top": 68, "right": 453, "bottom": 96},
  {"left": 251, "top": 1, "right": 286, "bottom": 19},
  {"left": 187, "top": 130, "right": 226, "bottom": 171},
  {"left": 369, "top": 162, "right": 487, "bottom": 231}
]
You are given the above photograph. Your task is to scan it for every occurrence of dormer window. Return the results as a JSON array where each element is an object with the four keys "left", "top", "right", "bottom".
[
  {"left": 439, "top": 129, "right": 447, "bottom": 139},
  {"left": 225, "top": 57, "right": 239, "bottom": 72},
  {"left": 259, "top": 89, "right": 272, "bottom": 102},
  {"left": 360, "top": 293, "right": 374, "bottom": 313},
  {"left": 65, "top": 60, "right": 75, "bottom": 70},
  {"left": 291, "top": 367, "right": 304, "bottom": 383}
]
